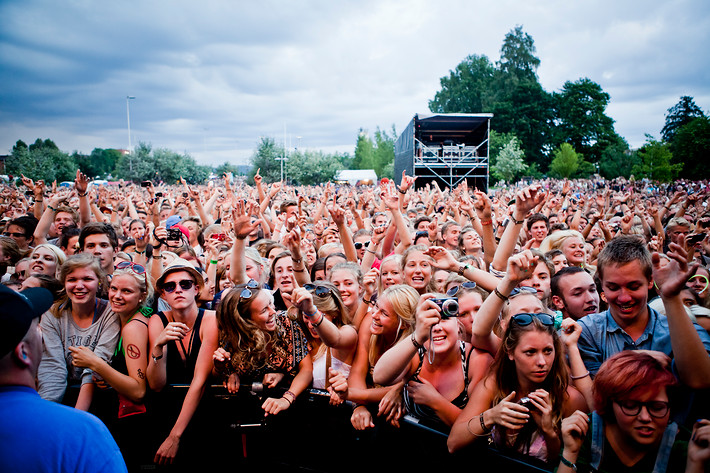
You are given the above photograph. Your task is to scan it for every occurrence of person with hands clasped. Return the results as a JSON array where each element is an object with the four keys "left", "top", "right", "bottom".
[
  {"left": 291, "top": 282, "right": 357, "bottom": 404},
  {"left": 372, "top": 292, "right": 492, "bottom": 432},
  {"left": 448, "top": 308, "right": 587, "bottom": 466},
  {"left": 146, "top": 258, "right": 218, "bottom": 467},
  {"left": 557, "top": 350, "right": 707, "bottom": 473}
]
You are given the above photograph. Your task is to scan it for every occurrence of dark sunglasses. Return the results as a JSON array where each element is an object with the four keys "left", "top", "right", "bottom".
[
  {"left": 511, "top": 312, "right": 555, "bottom": 327},
  {"left": 162, "top": 279, "right": 195, "bottom": 293},
  {"left": 510, "top": 286, "right": 538, "bottom": 298},
  {"left": 354, "top": 242, "right": 364, "bottom": 250},
  {"left": 304, "top": 283, "right": 332, "bottom": 297},
  {"left": 115, "top": 261, "right": 146, "bottom": 275},
  {"left": 236, "top": 279, "right": 259, "bottom": 302},
  {"left": 447, "top": 281, "right": 477, "bottom": 297},
  {"left": 4, "top": 232, "right": 26, "bottom": 238}
]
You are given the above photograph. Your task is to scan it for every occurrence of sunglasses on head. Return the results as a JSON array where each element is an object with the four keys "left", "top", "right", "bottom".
[
  {"left": 115, "top": 261, "right": 147, "bottom": 276},
  {"left": 447, "top": 281, "right": 477, "bottom": 297},
  {"left": 512, "top": 312, "right": 555, "bottom": 326},
  {"left": 236, "top": 279, "right": 259, "bottom": 302},
  {"left": 509, "top": 286, "right": 538, "bottom": 298},
  {"left": 162, "top": 279, "right": 195, "bottom": 293},
  {"left": 303, "top": 283, "right": 333, "bottom": 297}
]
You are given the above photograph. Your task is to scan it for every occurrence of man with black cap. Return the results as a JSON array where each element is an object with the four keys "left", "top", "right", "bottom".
[{"left": 0, "top": 285, "right": 127, "bottom": 472}]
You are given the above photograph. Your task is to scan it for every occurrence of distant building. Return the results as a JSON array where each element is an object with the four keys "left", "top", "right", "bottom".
[{"left": 335, "top": 169, "right": 378, "bottom": 186}]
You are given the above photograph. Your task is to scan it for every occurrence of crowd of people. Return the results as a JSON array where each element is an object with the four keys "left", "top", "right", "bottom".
[{"left": 1, "top": 168, "right": 710, "bottom": 472}]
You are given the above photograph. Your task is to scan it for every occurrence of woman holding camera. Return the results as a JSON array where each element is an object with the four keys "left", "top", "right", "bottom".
[
  {"left": 448, "top": 310, "right": 587, "bottom": 466},
  {"left": 373, "top": 293, "right": 492, "bottom": 432}
]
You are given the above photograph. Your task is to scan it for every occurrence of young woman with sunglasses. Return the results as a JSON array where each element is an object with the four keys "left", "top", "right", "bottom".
[
  {"left": 448, "top": 311, "right": 587, "bottom": 466},
  {"left": 69, "top": 260, "right": 153, "bottom": 470},
  {"left": 38, "top": 253, "right": 120, "bottom": 411},
  {"left": 147, "top": 257, "right": 218, "bottom": 467},
  {"left": 214, "top": 202, "right": 313, "bottom": 415},
  {"left": 347, "top": 284, "right": 418, "bottom": 430},
  {"left": 558, "top": 351, "right": 710, "bottom": 473},
  {"left": 291, "top": 281, "right": 357, "bottom": 401},
  {"left": 372, "top": 292, "right": 493, "bottom": 433}
]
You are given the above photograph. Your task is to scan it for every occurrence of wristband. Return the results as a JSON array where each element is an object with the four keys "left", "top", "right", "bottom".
[
  {"left": 284, "top": 390, "right": 296, "bottom": 402},
  {"left": 366, "top": 248, "right": 377, "bottom": 255},
  {"left": 281, "top": 396, "right": 292, "bottom": 406},
  {"left": 457, "top": 263, "right": 471, "bottom": 276},
  {"left": 559, "top": 455, "right": 577, "bottom": 471},
  {"left": 480, "top": 219, "right": 493, "bottom": 226},
  {"left": 411, "top": 332, "right": 425, "bottom": 351},
  {"left": 480, "top": 412, "right": 491, "bottom": 432},
  {"left": 313, "top": 313, "right": 325, "bottom": 327},
  {"left": 152, "top": 352, "right": 164, "bottom": 364},
  {"left": 570, "top": 371, "right": 590, "bottom": 380},
  {"left": 396, "top": 186, "right": 406, "bottom": 195},
  {"left": 47, "top": 205, "right": 58, "bottom": 212},
  {"left": 210, "top": 259, "right": 219, "bottom": 265},
  {"left": 77, "top": 191, "right": 88, "bottom": 197},
  {"left": 305, "top": 308, "right": 318, "bottom": 318},
  {"left": 512, "top": 217, "right": 524, "bottom": 225},
  {"left": 494, "top": 287, "right": 508, "bottom": 302}
]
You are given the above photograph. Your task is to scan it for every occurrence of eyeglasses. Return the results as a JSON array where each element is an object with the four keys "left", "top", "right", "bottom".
[
  {"left": 115, "top": 261, "right": 147, "bottom": 276},
  {"left": 615, "top": 400, "right": 670, "bottom": 418},
  {"left": 509, "top": 286, "right": 538, "bottom": 298},
  {"left": 511, "top": 312, "right": 555, "bottom": 327},
  {"left": 4, "top": 232, "right": 26, "bottom": 238},
  {"left": 162, "top": 279, "right": 195, "bottom": 293},
  {"left": 354, "top": 242, "right": 365, "bottom": 250},
  {"left": 447, "top": 281, "right": 477, "bottom": 297},
  {"left": 236, "top": 279, "right": 259, "bottom": 302}
]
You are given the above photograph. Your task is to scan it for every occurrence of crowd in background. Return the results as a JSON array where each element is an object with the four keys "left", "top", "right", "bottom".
[{"left": 1, "top": 169, "right": 710, "bottom": 472}]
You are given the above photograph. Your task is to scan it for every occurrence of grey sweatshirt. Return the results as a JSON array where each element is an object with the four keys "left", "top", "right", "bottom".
[{"left": 37, "top": 299, "right": 120, "bottom": 403}]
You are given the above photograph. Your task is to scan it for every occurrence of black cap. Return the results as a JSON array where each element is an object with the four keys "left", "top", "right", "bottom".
[{"left": 0, "top": 285, "right": 54, "bottom": 358}]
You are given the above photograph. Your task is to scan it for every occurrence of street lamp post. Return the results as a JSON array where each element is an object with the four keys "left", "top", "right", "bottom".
[{"left": 126, "top": 96, "right": 136, "bottom": 178}]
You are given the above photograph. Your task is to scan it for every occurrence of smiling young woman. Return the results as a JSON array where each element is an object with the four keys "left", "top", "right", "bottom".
[{"left": 37, "top": 253, "right": 120, "bottom": 411}]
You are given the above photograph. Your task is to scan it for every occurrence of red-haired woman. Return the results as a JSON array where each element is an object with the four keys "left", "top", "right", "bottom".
[{"left": 558, "top": 350, "right": 710, "bottom": 472}]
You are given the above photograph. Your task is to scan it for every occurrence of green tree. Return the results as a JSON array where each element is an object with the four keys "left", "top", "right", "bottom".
[
  {"left": 661, "top": 96, "right": 705, "bottom": 143},
  {"left": 598, "top": 136, "right": 638, "bottom": 179},
  {"left": 496, "top": 25, "right": 540, "bottom": 83},
  {"left": 428, "top": 54, "right": 496, "bottom": 113},
  {"left": 549, "top": 143, "right": 581, "bottom": 178},
  {"left": 248, "top": 137, "right": 285, "bottom": 183},
  {"left": 76, "top": 148, "right": 122, "bottom": 179},
  {"left": 352, "top": 129, "right": 375, "bottom": 171},
  {"left": 373, "top": 126, "right": 397, "bottom": 178},
  {"left": 286, "top": 150, "right": 344, "bottom": 186},
  {"left": 631, "top": 136, "right": 681, "bottom": 182},
  {"left": 6, "top": 138, "right": 77, "bottom": 182},
  {"left": 672, "top": 116, "right": 710, "bottom": 179},
  {"left": 114, "top": 142, "right": 208, "bottom": 184},
  {"left": 492, "top": 136, "right": 527, "bottom": 182},
  {"left": 554, "top": 78, "right": 618, "bottom": 163},
  {"left": 214, "top": 161, "right": 242, "bottom": 177}
]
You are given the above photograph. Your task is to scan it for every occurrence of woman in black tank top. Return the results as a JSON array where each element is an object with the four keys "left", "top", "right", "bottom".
[{"left": 147, "top": 258, "right": 218, "bottom": 467}]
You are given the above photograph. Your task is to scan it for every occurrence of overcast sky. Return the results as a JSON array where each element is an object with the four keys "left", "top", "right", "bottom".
[{"left": 1, "top": 0, "right": 708, "bottom": 168}]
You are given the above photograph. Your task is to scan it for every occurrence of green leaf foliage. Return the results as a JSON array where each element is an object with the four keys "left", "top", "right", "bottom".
[
  {"left": 669, "top": 116, "right": 710, "bottom": 179},
  {"left": 492, "top": 136, "right": 527, "bottom": 182},
  {"left": 6, "top": 138, "right": 78, "bottom": 183},
  {"left": 631, "top": 136, "right": 681, "bottom": 182},
  {"left": 550, "top": 143, "right": 581, "bottom": 179}
]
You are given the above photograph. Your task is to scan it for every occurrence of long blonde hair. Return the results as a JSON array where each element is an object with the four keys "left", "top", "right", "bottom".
[{"left": 368, "top": 284, "right": 418, "bottom": 368}]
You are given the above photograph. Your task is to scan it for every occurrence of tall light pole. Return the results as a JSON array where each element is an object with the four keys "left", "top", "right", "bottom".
[{"left": 126, "top": 96, "right": 135, "bottom": 178}]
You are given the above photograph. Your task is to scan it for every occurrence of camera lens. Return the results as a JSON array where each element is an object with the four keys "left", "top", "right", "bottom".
[{"left": 441, "top": 299, "right": 458, "bottom": 318}]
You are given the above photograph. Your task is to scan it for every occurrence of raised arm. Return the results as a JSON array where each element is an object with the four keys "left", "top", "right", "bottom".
[
  {"left": 654, "top": 239, "right": 710, "bottom": 389},
  {"left": 229, "top": 201, "right": 261, "bottom": 285}
]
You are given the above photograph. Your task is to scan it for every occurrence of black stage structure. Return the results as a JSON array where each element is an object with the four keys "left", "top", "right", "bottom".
[{"left": 394, "top": 113, "right": 492, "bottom": 193}]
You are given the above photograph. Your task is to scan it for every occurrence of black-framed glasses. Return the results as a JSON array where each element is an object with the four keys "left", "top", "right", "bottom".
[
  {"left": 115, "top": 261, "right": 147, "bottom": 276},
  {"left": 303, "top": 283, "right": 333, "bottom": 297},
  {"left": 510, "top": 286, "right": 537, "bottom": 298},
  {"left": 447, "top": 281, "right": 477, "bottom": 297},
  {"left": 511, "top": 312, "right": 554, "bottom": 327},
  {"left": 236, "top": 279, "right": 259, "bottom": 302},
  {"left": 615, "top": 400, "right": 670, "bottom": 418},
  {"left": 162, "top": 279, "right": 195, "bottom": 293}
]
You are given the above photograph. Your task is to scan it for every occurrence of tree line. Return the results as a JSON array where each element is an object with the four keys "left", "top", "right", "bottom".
[{"left": 429, "top": 25, "right": 710, "bottom": 183}]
